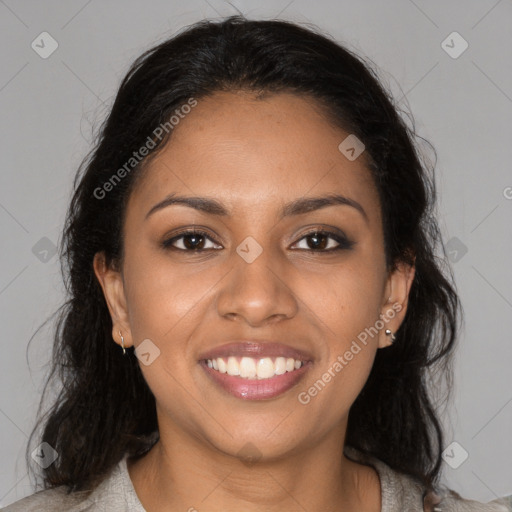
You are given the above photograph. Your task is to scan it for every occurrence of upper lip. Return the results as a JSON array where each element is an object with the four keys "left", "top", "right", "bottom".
[{"left": 198, "top": 341, "right": 314, "bottom": 362}]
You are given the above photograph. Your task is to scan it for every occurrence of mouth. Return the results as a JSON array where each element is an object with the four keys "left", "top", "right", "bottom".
[{"left": 198, "top": 341, "right": 313, "bottom": 400}]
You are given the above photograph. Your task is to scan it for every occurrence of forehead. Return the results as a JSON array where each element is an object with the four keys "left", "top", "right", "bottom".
[{"left": 127, "top": 90, "right": 380, "bottom": 221}]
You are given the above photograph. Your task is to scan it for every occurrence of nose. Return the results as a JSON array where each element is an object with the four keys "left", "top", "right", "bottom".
[{"left": 215, "top": 246, "right": 299, "bottom": 327}]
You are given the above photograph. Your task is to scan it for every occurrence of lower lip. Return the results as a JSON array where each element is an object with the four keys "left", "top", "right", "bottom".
[{"left": 199, "top": 360, "right": 312, "bottom": 400}]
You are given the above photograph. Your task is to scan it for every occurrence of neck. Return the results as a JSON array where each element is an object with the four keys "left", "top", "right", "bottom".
[{"left": 127, "top": 424, "right": 381, "bottom": 511}]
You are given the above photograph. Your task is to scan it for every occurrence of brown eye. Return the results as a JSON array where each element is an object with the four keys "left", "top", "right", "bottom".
[
  {"left": 292, "top": 230, "right": 355, "bottom": 252},
  {"left": 162, "top": 230, "right": 222, "bottom": 251}
]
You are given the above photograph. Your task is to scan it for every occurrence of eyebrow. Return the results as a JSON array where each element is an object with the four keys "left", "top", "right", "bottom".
[{"left": 145, "top": 193, "right": 368, "bottom": 223}]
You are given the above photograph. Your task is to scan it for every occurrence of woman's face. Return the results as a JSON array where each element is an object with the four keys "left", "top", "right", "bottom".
[{"left": 95, "top": 90, "right": 413, "bottom": 460}]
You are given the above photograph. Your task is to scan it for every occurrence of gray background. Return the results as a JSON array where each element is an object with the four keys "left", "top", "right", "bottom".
[{"left": 1, "top": 0, "right": 511, "bottom": 506}]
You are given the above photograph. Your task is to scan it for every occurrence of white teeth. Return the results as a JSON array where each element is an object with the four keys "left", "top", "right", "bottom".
[
  {"left": 227, "top": 356, "right": 240, "bottom": 376},
  {"left": 239, "top": 357, "right": 256, "bottom": 378},
  {"left": 205, "top": 356, "right": 305, "bottom": 379},
  {"left": 257, "top": 358, "right": 274, "bottom": 379},
  {"left": 274, "top": 357, "right": 287, "bottom": 375},
  {"left": 217, "top": 357, "right": 227, "bottom": 373}
]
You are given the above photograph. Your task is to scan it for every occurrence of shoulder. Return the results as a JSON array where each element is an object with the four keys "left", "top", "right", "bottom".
[
  {"left": 431, "top": 489, "right": 512, "bottom": 512},
  {"left": 1, "top": 486, "right": 92, "bottom": 511},
  {"left": 344, "top": 445, "right": 512, "bottom": 512},
  {"left": 2, "top": 454, "right": 144, "bottom": 512}
]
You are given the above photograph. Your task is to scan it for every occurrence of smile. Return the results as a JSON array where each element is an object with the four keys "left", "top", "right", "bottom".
[
  {"left": 205, "top": 356, "right": 304, "bottom": 379},
  {"left": 198, "top": 341, "right": 314, "bottom": 400},
  {"left": 199, "top": 356, "right": 312, "bottom": 400}
]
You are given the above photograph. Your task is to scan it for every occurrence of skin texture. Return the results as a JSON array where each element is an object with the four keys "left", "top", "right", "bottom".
[{"left": 93, "top": 90, "right": 415, "bottom": 511}]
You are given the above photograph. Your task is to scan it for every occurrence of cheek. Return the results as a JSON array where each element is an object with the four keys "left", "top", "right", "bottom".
[
  {"left": 121, "top": 249, "right": 213, "bottom": 420},
  {"left": 295, "top": 347, "right": 376, "bottom": 441},
  {"left": 306, "top": 258, "right": 385, "bottom": 348},
  {"left": 293, "top": 260, "right": 383, "bottom": 422},
  {"left": 123, "top": 245, "right": 215, "bottom": 344},
  {"left": 296, "top": 292, "right": 379, "bottom": 435}
]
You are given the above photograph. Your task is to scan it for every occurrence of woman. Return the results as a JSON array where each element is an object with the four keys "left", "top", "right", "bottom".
[{"left": 4, "top": 15, "right": 511, "bottom": 512}]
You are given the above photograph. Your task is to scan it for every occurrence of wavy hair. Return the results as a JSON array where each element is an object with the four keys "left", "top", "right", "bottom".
[{"left": 26, "top": 15, "right": 460, "bottom": 494}]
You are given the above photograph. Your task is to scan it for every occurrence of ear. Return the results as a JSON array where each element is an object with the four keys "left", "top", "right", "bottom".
[
  {"left": 378, "top": 260, "right": 415, "bottom": 349},
  {"left": 93, "top": 251, "right": 133, "bottom": 350}
]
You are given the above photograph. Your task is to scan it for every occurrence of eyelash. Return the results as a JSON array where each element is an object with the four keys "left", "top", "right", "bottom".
[{"left": 161, "top": 228, "right": 355, "bottom": 254}]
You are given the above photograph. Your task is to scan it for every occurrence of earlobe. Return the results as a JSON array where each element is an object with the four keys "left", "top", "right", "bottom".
[
  {"left": 92, "top": 252, "right": 133, "bottom": 349},
  {"left": 378, "top": 261, "right": 415, "bottom": 349}
]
